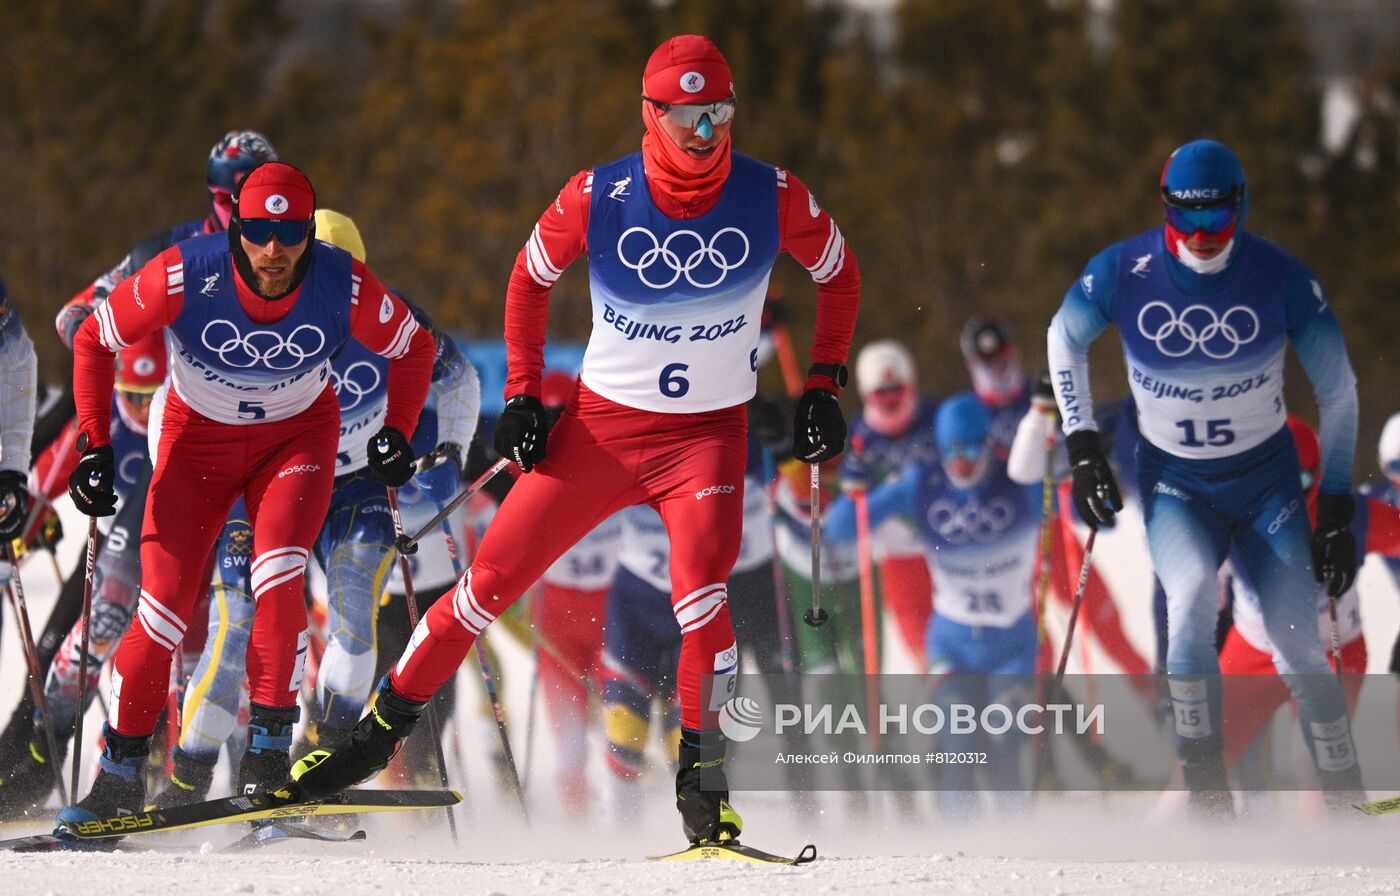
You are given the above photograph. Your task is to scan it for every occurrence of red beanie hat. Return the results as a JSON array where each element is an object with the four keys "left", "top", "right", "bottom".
[
  {"left": 234, "top": 161, "right": 315, "bottom": 221},
  {"left": 642, "top": 35, "right": 734, "bottom": 105}
]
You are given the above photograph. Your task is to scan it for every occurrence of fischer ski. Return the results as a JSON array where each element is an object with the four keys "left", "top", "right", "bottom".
[
  {"left": 1353, "top": 795, "right": 1400, "bottom": 816},
  {"left": 0, "top": 833, "right": 128, "bottom": 853},
  {"left": 59, "top": 788, "right": 459, "bottom": 840},
  {"left": 650, "top": 840, "right": 817, "bottom": 865}
]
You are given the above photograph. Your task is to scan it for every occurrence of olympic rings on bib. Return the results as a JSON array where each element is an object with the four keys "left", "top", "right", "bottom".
[
  {"left": 1136, "top": 301, "right": 1259, "bottom": 360},
  {"left": 616, "top": 226, "right": 750, "bottom": 289},
  {"left": 201, "top": 319, "right": 327, "bottom": 370},
  {"left": 926, "top": 497, "right": 1016, "bottom": 545},
  {"left": 329, "top": 360, "right": 383, "bottom": 410}
]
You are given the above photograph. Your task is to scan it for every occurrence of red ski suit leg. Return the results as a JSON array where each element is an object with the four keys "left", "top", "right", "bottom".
[
  {"left": 534, "top": 582, "right": 607, "bottom": 809},
  {"left": 393, "top": 386, "right": 745, "bottom": 731},
  {"left": 878, "top": 554, "right": 933, "bottom": 668},
  {"left": 109, "top": 389, "right": 337, "bottom": 737}
]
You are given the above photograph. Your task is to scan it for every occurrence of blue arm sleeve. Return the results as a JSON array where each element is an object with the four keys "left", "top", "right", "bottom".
[
  {"left": 1046, "top": 247, "right": 1117, "bottom": 435},
  {"left": 825, "top": 466, "right": 919, "bottom": 543},
  {"left": 1285, "top": 267, "right": 1357, "bottom": 495},
  {"left": 404, "top": 299, "right": 481, "bottom": 452}
]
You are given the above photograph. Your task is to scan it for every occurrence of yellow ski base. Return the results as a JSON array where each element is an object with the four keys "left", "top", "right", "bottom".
[
  {"left": 650, "top": 841, "right": 817, "bottom": 865},
  {"left": 1354, "top": 795, "right": 1400, "bottom": 816}
]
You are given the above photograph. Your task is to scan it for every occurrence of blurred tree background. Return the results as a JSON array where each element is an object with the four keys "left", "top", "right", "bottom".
[{"left": 2, "top": 0, "right": 1397, "bottom": 475}]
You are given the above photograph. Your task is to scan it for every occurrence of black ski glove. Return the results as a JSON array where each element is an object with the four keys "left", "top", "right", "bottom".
[
  {"left": 68, "top": 444, "right": 117, "bottom": 517},
  {"left": 1066, "top": 429, "right": 1121, "bottom": 529},
  {"left": 792, "top": 388, "right": 846, "bottom": 464},
  {"left": 1032, "top": 370, "right": 1058, "bottom": 417},
  {"left": 367, "top": 427, "right": 415, "bottom": 487},
  {"left": 494, "top": 394, "right": 549, "bottom": 473},
  {"left": 0, "top": 470, "right": 29, "bottom": 541},
  {"left": 1311, "top": 494, "right": 1357, "bottom": 598}
]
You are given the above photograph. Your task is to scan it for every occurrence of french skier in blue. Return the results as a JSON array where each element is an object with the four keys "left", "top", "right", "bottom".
[
  {"left": 827, "top": 392, "right": 1042, "bottom": 813},
  {"left": 1046, "top": 139, "right": 1363, "bottom": 812}
]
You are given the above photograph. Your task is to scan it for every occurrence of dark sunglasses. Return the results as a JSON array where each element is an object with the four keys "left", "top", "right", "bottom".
[{"left": 238, "top": 217, "right": 311, "bottom": 246}]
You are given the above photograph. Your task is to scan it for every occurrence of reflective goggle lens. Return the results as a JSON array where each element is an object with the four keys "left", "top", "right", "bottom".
[
  {"left": 238, "top": 217, "right": 310, "bottom": 246},
  {"left": 118, "top": 390, "right": 154, "bottom": 410},
  {"left": 1164, "top": 203, "right": 1238, "bottom": 235},
  {"left": 644, "top": 97, "right": 736, "bottom": 129}
]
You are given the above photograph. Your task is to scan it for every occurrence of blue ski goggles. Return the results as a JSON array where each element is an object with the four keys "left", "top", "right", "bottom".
[
  {"left": 238, "top": 217, "right": 311, "bottom": 247},
  {"left": 1161, "top": 185, "right": 1241, "bottom": 235},
  {"left": 642, "top": 96, "right": 736, "bottom": 130}
]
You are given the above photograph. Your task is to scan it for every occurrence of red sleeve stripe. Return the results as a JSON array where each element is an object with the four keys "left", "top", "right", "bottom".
[
  {"left": 93, "top": 300, "right": 129, "bottom": 351},
  {"left": 583, "top": 173, "right": 594, "bottom": 194},
  {"left": 350, "top": 273, "right": 362, "bottom": 306},
  {"left": 808, "top": 222, "right": 847, "bottom": 284},
  {"left": 166, "top": 263, "right": 184, "bottom": 292},
  {"left": 383, "top": 307, "right": 421, "bottom": 359},
  {"left": 776, "top": 168, "right": 789, "bottom": 188},
  {"left": 525, "top": 225, "right": 563, "bottom": 287}
]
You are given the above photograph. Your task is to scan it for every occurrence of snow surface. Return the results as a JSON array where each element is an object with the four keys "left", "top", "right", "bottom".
[{"left": 1, "top": 501, "right": 1398, "bottom": 894}]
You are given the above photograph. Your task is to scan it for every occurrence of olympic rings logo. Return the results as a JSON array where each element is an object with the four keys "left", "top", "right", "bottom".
[
  {"left": 616, "top": 226, "right": 750, "bottom": 289},
  {"left": 926, "top": 497, "right": 1015, "bottom": 545},
  {"left": 201, "top": 319, "right": 326, "bottom": 370},
  {"left": 330, "top": 360, "right": 382, "bottom": 410},
  {"left": 1136, "top": 302, "right": 1260, "bottom": 360}
]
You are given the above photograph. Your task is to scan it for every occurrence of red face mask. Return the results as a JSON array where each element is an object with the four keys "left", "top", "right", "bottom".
[
  {"left": 863, "top": 384, "right": 917, "bottom": 437},
  {"left": 640, "top": 100, "right": 732, "bottom": 208}
]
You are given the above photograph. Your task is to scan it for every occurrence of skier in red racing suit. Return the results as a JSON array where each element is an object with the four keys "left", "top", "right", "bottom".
[
  {"left": 292, "top": 35, "right": 860, "bottom": 847},
  {"left": 58, "top": 162, "right": 434, "bottom": 829}
]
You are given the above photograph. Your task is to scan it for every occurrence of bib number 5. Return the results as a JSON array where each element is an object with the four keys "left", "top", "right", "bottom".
[{"left": 238, "top": 399, "right": 267, "bottom": 421}]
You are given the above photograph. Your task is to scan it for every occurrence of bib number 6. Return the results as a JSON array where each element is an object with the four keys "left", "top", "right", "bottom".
[{"left": 659, "top": 362, "right": 690, "bottom": 399}]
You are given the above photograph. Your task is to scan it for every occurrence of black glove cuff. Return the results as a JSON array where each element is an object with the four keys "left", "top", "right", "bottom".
[
  {"left": 1316, "top": 493, "right": 1354, "bottom": 531},
  {"left": 1065, "top": 429, "right": 1103, "bottom": 467}
]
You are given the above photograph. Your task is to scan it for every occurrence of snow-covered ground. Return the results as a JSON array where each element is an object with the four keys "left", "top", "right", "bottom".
[{"left": 1, "top": 501, "right": 1398, "bottom": 894}]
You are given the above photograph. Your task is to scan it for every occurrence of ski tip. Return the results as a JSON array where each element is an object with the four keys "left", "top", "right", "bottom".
[{"left": 1353, "top": 796, "right": 1400, "bottom": 816}]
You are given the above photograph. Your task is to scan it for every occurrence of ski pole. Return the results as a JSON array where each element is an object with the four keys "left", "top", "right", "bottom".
[
  {"left": 803, "top": 464, "right": 828, "bottom": 628},
  {"left": 395, "top": 458, "right": 509, "bottom": 555},
  {"left": 4, "top": 544, "right": 69, "bottom": 804},
  {"left": 72, "top": 511, "right": 99, "bottom": 800},
  {"left": 1054, "top": 528, "right": 1098, "bottom": 687},
  {"left": 438, "top": 511, "right": 530, "bottom": 825},
  {"left": 384, "top": 486, "right": 459, "bottom": 843},
  {"left": 852, "top": 489, "right": 880, "bottom": 746},
  {"left": 1327, "top": 594, "right": 1342, "bottom": 676}
]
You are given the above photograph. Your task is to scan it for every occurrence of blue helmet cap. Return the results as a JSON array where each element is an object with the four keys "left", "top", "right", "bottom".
[
  {"left": 1161, "top": 139, "right": 1247, "bottom": 226},
  {"left": 934, "top": 392, "right": 991, "bottom": 455}
]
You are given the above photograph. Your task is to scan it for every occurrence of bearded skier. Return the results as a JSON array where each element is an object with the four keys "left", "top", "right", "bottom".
[{"left": 59, "top": 162, "right": 435, "bottom": 828}]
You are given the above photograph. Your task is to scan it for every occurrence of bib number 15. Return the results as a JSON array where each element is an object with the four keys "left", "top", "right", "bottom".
[{"left": 1176, "top": 418, "right": 1234, "bottom": 448}]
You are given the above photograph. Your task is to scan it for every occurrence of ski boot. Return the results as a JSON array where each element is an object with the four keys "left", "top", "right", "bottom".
[
  {"left": 0, "top": 738, "right": 64, "bottom": 820},
  {"left": 238, "top": 704, "right": 298, "bottom": 795},
  {"left": 148, "top": 747, "right": 218, "bottom": 809},
  {"left": 291, "top": 678, "right": 423, "bottom": 800},
  {"left": 675, "top": 729, "right": 742, "bottom": 845},
  {"left": 54, "top": 724, "right": 151, "bottom": 838},
  {"left": 1181, "top": 736, "right": 1234, "bottom": 820}
]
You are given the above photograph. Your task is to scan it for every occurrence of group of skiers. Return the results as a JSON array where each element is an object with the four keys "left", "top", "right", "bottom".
[{"left": 0, "top": 34, "right": 1393, "bottom": 853}]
